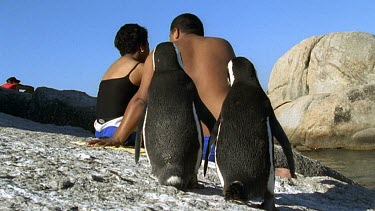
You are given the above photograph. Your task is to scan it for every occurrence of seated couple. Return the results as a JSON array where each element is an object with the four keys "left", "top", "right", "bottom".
[{"left": 91, "top": 14, "right": 234, "bottom": 163}]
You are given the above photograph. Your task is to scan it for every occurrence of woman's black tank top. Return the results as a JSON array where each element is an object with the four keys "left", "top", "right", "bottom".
[{"left": 95, "top": 63, "right": 140, "bottom": 122}]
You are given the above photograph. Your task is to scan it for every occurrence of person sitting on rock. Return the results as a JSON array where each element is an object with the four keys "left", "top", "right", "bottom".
[
  {"left": 1, "top": 77, "right": 35, "bottom": 93},
  {"left": 93, "top": 23, "right": 150, "bottom": 144}
]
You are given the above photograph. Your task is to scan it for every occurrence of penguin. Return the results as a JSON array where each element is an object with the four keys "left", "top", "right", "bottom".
[
  {"left": 203, "top": 57, "right": 296, "bottom": 210},
  {"left": 135, "top": 42, "right": 204, "bottom": 190}
]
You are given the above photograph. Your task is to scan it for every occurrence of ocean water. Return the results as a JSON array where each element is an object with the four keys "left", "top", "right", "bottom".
[{"left": 300, "top": 149, "right": 375, "bottom": 189}]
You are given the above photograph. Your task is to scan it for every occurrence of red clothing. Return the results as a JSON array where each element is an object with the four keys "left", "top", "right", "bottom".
[{"left": 1, "top": 82, "right": 18, "bottom": 90}]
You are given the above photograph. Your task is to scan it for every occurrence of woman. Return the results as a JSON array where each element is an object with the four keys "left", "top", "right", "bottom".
[{"left": 93, "top": 23, "right": 149, "bottom": 145}]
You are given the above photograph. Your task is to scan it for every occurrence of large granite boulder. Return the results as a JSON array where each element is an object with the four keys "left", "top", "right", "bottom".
[
  {"left": 27, "top": 87, "right": 96, "bottom": 132},
  {"left": 268, "top": 32, "right": 375, "bottom": 150},
  {"left": 0, "top": 88, "right": 32, "bottom": 119}
]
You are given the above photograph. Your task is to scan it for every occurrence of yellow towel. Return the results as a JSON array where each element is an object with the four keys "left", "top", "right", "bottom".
[{"left": 72, "top": 140, "right": 146, "bottom": 155}]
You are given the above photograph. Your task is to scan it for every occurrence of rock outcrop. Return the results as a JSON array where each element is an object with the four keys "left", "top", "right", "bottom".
[
  {"left": 0, "top": 87, "right": 96, "bottom": 132},
  {"left": 28, "top": 87, "right": 96, "bottom": 132},
  {"left": 274, "top": 146, "right": 355, "bottom": 185},
  {"left": 268, "top": 32, "right": 375, "bottom": 150},
  {"left": 0, "top": 88, "right": 32, "bottom": 119}
]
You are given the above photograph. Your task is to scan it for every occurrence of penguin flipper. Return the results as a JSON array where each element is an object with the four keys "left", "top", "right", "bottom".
[
  {"left": 268, "top": 103, "right": 296, "bottom": 178},
  {"left": 203, "top": 115, "right": 220, "bottom": 176},
  {"left": 135, "top": 104, "right": 147, "bottom": 164}
]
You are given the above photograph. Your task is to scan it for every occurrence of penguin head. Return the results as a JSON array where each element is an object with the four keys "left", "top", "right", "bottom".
[
  {"left": 153, "top": 42, "right": 184, "bottom": 72},
  {"left": 227, "top": 57, "right": 260, "bottom": 87}
]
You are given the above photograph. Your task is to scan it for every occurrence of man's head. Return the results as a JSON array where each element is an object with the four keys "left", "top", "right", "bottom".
[
  {"left": 114, "top": 24, "right": 149, "bottom": 57},
  {"left": 6, "top": 77, "right": 20, "bottom": 84},
  {"left": 170, "top": 13, "right": 204, "bottom": 41}
]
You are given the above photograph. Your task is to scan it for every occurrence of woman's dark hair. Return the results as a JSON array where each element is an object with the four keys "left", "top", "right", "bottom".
[
  {"left": 170, "top": 13, "right": 204, "bottom": 36},
  {"left": 114, "top": 24, "right": 148, "bottom": 56}
]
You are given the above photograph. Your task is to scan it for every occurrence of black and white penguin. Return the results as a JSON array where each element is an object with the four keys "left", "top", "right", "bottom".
[
  {"left": 135, "top": 42, "right": 204, "bottom": 190},
  {"left": 204, "top": 57, "right": 296, "bottom": 210}
]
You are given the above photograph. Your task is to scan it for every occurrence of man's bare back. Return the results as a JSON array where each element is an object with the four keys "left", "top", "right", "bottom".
[{"left": 172, "top": 35, "right": 235, "bottom": 119}]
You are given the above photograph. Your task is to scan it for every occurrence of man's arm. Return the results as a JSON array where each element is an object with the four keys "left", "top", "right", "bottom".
[{"left": 87, "top": 52, "right": 155, "bottom": 146}]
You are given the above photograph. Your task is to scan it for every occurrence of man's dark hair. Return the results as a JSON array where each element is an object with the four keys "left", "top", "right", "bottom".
[
  {"left": 114, "top": 24, "right": 148, "bottom": 56},
  {"left": 170, "top": 13, "right": 204, "bottom": 36}
]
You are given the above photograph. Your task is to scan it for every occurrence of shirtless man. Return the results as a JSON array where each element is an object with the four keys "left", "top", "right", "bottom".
[{"left": 87, "top": 13, "right": 234, "bottom": 146}]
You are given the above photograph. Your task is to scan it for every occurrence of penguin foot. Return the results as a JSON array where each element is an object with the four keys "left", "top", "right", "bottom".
[
  {"left": 187, "top": 175, "right": 204, "bottom": 189},
  {"left": 224, "top": 181, "right": 248, "bottom": 201}
]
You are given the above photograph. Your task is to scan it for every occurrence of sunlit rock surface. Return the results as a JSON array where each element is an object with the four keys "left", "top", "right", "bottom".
[{"left": 1, "top": 113, "right": 374, "bottom": 210}]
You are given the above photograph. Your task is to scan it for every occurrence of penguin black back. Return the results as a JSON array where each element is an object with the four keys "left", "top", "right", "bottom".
[
  {"left": 205, "top": 57, "right": 295, "bottom": 210},
  {"left": 218, "top": 66, "right": 271, "bottom": 199},
  {"left": 136, "top": 42, "right": 203, "bottom": 190}
]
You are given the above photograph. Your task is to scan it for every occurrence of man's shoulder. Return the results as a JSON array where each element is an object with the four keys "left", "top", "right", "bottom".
[
  {"left": 205, "top": 36, "right": 230, "bottom": 43},
  {"left": 204, "top": 36, "right": 232, "bottom": 48}
]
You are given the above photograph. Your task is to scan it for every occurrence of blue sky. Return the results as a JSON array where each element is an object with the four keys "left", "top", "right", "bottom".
[{"left": 1, "top": 1, "right": 374, "bottom": 97}]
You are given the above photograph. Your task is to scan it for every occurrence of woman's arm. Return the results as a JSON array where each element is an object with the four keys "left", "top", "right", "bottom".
[{"left": 87, "top": 52, "right": 155, "bottom": 147}]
